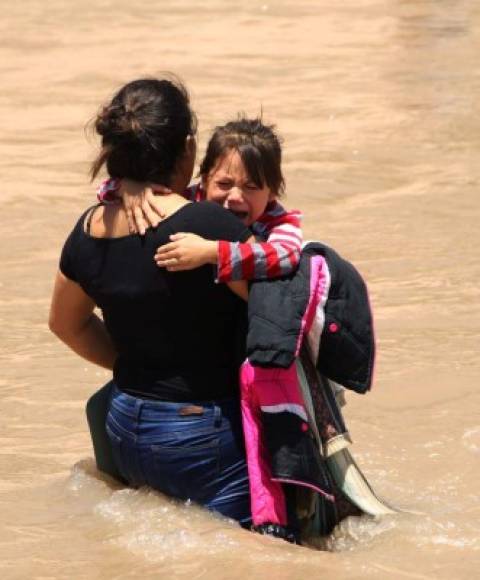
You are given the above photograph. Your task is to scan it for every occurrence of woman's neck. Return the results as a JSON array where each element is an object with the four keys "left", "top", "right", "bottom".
[{"left": 89, "top": 192, "right": 189, "bottom": 238}]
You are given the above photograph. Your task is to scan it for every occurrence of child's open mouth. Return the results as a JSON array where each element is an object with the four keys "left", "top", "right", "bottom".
[{"left": 229, "top": 210, "right": 248, "bottom": 221}]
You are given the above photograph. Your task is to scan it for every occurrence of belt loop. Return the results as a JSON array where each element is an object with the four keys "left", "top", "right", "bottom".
[{"left": 213, "top": 404, "right": 222, "bottom": 428}]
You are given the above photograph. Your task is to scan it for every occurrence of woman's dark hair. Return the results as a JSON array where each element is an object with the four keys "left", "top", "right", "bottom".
[
  {"left": 199, "top": 117, "right": 285, "bottom": 196},
  {"left": 91, "top": 77, "right": 197, "bottom": 185}
]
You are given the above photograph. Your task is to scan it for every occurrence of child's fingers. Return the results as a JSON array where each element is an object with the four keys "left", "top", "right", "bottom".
[
  {"left": 155, "top": 256, "right": 176, "bottom": 266},
  {"left": 148, "top": 200, "right": 166, "bottom": 219},
  {"left": 125, "top": 209, "right": 138, "bottom": 234},
  {"left": 155, "top": 248, "right": 181, "bottom": 265},
  {"left": 157, "top": 256, "right": 182, "bottom": 268},
  {"left": 154, "top": 254, "right": 178, "bottom": 266},
  {"left": 155, "top": 242, "right": 177, "bottom": 257},
  {"left": 141, "top": 200, "right": 161, "bottom": 227},
  {"left": 145, "top": 190, "right": 166, "bottom": 219},
  {"left": 169, "top": 232, "right": 188, "bottom": 241},
  {"left": 133, "top": 206, "right": 147, "bottom": 235}
]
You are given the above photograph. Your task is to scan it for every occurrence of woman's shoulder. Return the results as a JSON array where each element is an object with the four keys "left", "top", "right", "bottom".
[
  {"left": 181, "top": 200, "right": 224, "bottom": 213},
  {"left": 72, "top": 203, "right": 102, "bottom": 232},
  {"left": 59, "top": 205, "right": 98, "bottom": 281},
  {"left": 177, "top": 200, "right": 233, "bottom": 221},
  {"left": 177, "top": 202, "right": 251, "bottom": 241},
  {"left": 70, "top": 203, "right": 135, "bottom": 240}
]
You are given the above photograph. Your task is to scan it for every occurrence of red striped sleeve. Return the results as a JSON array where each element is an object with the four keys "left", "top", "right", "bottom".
[
  {"left": 261, "top": 242, "right": 282, "bottom": 278},
  {"left": 239, "top": 243, "right": 255, "bottom": 280},
  {"left": 216, "top": 205, "right": 304, "bottom": 282},
  {"left": 258, "top": 212, "right": 301, "bottom": 230},
  {"left": 217, "top": 240, "right": 233, "bottom": 282},
  {"left": 284, "top": 242, "right": 301, "bottom": 269},
  {"left": 268, "top": 228, "right": 303, "bottom": 246}
]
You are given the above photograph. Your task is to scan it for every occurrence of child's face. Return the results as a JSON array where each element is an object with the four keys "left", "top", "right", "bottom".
[{"left": 203, "top": 149, "right": 275, "bottom": 226}]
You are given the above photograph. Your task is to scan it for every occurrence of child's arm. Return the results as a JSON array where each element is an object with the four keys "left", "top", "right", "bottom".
[
  {"left": 217, "top": 205, "right": 303, "bottom": 282},
  {"left": 155, "top": 232, "right": 218, "bottom": 271},
  {"left": 155, "top": 203, "right": 303, "bottom": 282}
]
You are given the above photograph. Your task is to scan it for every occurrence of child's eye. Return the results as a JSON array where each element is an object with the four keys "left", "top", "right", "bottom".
[
  {"left": 216, "top": 180, "right": 232, "bottom": 189},
  {"left": 245, "top": 183, "right": 259, "bottom": 191}
]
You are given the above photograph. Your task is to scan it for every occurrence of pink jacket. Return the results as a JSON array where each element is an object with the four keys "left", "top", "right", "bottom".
[{"left": 239, "top": 245, "right": 375, "bottom": 527}]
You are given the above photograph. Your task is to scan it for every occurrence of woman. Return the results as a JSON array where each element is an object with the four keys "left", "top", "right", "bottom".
[{"left": 49, "top": 78, "right": 253, "bottom": 525}]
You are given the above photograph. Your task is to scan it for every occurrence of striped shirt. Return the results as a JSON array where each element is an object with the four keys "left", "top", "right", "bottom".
[{"left": 98, "top": 179, "right": 303, "bottom": 283}]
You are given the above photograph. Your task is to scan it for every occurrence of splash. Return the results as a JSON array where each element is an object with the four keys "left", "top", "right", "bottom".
[{"left": 462, "top": 427, "right": 480, "bottom": 454}]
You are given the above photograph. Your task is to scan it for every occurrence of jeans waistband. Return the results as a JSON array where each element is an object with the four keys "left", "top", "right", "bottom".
[{"left": 110, "top": 384, "right": 240, "bottom": 423}]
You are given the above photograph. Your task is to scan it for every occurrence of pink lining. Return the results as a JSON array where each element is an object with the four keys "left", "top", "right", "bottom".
[
  {"left": 245, "top": 365, "right": 305, "bottom": 407},
  {"left": 294, "top": 255, "right": 328, "bottom": 357},
  {"left": 240, "top": 362, "right": 287, "bottom": 526}
]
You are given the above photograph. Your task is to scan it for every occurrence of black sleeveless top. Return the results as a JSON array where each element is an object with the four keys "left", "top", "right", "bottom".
[{"left": 60, "top": 201, "right": 251, "bottom": 401}]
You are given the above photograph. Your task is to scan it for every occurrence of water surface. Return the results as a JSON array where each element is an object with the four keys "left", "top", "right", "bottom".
[{"left": 0, "top": 1, "right": 479, "bottom": 578}]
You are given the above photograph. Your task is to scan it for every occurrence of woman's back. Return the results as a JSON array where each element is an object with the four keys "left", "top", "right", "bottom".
[
  {"left": 50, "top": 77, "right": 253, "bottom": 525},
  {"left": 60, "top": 201, "right": 250, "bottom": 401}
]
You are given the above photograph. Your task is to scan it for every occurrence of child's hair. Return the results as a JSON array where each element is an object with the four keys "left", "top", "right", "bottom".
[
  {"left": 91, "top": 77, "right": 197, "bottom": 186},
  {"left": 199, "top": 117, "right": 285, "bottom": 196}
]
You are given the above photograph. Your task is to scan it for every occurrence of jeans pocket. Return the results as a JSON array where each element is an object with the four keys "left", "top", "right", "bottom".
[
  {"left": 105, "top": 423, "right": 143, "bottom": 487},
  {"left": 148, "top": 434, "right": 220, "bottom": 503}
]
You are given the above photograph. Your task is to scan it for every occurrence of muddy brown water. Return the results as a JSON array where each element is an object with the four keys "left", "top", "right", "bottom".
[{"left": 1, "top": 1, "right": 479, "bottom": 578}]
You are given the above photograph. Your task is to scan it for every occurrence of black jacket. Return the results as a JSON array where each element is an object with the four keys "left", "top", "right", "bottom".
[{"left": 247, "top": 241, "right": 375, "bottom": 394}]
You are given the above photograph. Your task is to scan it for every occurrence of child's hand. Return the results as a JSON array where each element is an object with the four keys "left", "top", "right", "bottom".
[
  {"left": 120, "top": 179, "right": 170, "bottom": 235},
  {"left": 155, "top": 233, "right": 218, "bottom": 272}
]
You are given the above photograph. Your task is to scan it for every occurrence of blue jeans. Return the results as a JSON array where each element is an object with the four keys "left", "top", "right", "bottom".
[{"left": 106, "top": 386, "right": 251, "bottom": 525}]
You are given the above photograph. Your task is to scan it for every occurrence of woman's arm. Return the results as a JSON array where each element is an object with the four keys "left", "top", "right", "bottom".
[{"left": 49, "top": 271, "right": 117, "bottom": 370}]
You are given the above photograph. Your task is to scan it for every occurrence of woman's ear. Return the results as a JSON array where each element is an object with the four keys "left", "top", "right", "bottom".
[
  {"left": 185, "top": 134, "right": 196, "bottom": 161},
  {"left": 175, "top": 134, "right": 197, "bottom": 190}
]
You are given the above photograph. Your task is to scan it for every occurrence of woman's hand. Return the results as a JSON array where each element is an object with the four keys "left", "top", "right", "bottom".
[
  {"left": 120, "top": 179, "right": 171, "bottom": 235},
  {"left": 155, "top": 233, "right": 218, "bottom": 271}
]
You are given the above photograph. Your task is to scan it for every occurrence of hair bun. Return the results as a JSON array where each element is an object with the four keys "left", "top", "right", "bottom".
[
  {"left": 95, "top": 104, "right": 142, "bottom": 138},
  {"left": 95, "top": 105, "right": 118, "bottom": 137},
  {"left": 90, "top": 77, "right": 196, "bottom": 183},
  {"left": 123, "top": 108, "right": 142, "bottom": 135}
]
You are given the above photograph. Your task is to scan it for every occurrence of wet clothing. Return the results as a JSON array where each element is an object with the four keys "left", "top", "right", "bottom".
[
  {"left": 60, "top": 200, "right": 253, "bottom": 523},
  {"left": 241, "top": 242, "right": 376, "bottom": 529},
  {"left": 60, "top": 201, "right": 250, "bottom": 402},
  {"left": 247, "top": 241, "right": 375, "bottom": 393},
  {"left": 107, "top": 386, "right": 251, "bottom": 524}
]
